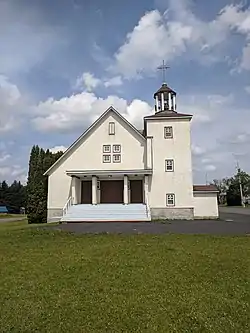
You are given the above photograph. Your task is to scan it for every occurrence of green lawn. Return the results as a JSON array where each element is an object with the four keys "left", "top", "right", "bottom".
[
  {"left": 0, "top": 213, "right": 25, "bottom": 219},
  {"left": 0, "top": 221, "right": 249, "bottom": 333}
]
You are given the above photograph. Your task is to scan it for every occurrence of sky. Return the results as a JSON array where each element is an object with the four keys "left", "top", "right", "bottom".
[{"left": 0, "top": 0, "right": 250, "bottom": 185}]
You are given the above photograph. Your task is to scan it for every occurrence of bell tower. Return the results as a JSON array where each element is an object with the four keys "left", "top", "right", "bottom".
[{"left": 154, "top": 61, "right": 177, "bottom": 113}]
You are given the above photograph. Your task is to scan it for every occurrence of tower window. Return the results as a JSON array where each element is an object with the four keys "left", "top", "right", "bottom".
[
  {"left": 103, "top": 155, "right": 111, "bottom": 163},
  {"left": 164, "top": 126, "right": 173, "bottom": 139},
  {"left": 113, "top": 154, "right": 121, "bottom": 163},
  {"left": 165, "top": 159, "right": 174, "bottom": 172},
  {"left": 109, "top": 122, "right": 115, "bottom": 135},
  {"left": 166, "top": 193, "right": 175, "bottom": 206},
  {"left": 113, "top": 144, "right": 121, "bottom": 153},
  {"left": 103, "top": 145, "right": 111, "bottom": 153}
]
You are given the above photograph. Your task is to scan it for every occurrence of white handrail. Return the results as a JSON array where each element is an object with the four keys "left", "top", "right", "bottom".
[
  {"left": 145, "top": 193, "right": 151, "bottom": 219},
  {"left": 63, "top": 196, "right": 73, "bottom": 216}
]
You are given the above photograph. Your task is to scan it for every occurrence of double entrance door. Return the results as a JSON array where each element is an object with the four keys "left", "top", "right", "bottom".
[{"left": 81, "top": 179, "right": 143, "bottom": 204}]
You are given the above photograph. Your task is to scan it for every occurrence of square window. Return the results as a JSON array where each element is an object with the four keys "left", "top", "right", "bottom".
[
  {"left": 166, "top": 193, "right": 175, "bottom": 206},
  {"left": 113, "top": 154, "right": 121, "bottom": 163},
  {"left": 103, "top": 155, "right": 111, "bottom": 163},
  {"left": 113, "top": 144, "right": 121, "bottom": 153},
  {"left": 164, "top": 126, "right": 173, "bottom": 139},
  {"left": 165, "top": 159, "right": 174, "bottom": 172},
  {"left": 103, "top": 145, "right": 111, "bottom": 153},
  {"left": 109, "top": 122, "right": 115, "bottom": 135}
]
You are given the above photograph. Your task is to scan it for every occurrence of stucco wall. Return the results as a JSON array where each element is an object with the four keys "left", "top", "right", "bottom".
[
  {"left": 193, "top": 192, "right": 219, "bottom": 218},
  {"left": 47, "top": 112, "right": 146, "bottom": 209},
  {"left": 146, "top": 118, "right": 194, "bottom": 209}
]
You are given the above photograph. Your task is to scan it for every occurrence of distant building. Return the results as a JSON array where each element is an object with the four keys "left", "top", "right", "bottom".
[{"left": 0, "top": 206, "right": 8, "bottom": 214}]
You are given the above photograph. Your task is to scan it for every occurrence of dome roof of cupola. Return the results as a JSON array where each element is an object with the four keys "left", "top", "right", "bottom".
[{"left": 154, "top": 83, "right": 176, "bottom": 98}]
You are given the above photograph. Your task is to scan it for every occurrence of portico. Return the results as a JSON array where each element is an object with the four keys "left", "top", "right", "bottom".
[{"left": 66, "top": 169, "right": 152, "bottom": 206}]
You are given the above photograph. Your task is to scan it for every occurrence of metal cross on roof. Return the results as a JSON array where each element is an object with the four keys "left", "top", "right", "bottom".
[{"left": 157, "top": 60, "right": 170, "bottom": 84}]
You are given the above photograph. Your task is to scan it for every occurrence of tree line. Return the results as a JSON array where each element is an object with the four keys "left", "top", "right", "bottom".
[
  {"left": 26, "top": 145, "right": 63, "bottom": 223},
  {"left": 0, "top": 180, "right": 26, "bottom": 213},
  {"left": 213, "top": 169, "right": 250, "bottom": 206}
]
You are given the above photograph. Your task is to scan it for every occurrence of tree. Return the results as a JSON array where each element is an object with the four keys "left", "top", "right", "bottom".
[{"left": 27, "top": 146, "right": 64, "bottom": 223}]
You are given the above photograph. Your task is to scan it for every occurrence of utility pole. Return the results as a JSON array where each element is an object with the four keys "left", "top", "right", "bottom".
[{"left": 236, "top": 162, "right": 245, "bottom": 207}]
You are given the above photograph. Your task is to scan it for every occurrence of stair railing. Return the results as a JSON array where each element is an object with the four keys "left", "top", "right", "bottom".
[
  {"left": 63, "top": 196, "right": 73, "bottom": 216},
  {"left": 145, "top": 192, "right": 151, "bottom": 219}
]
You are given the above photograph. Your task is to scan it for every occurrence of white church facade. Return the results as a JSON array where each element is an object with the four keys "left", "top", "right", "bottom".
[{"left": 44, "top": 81, "right": 219, "bottom": 222}]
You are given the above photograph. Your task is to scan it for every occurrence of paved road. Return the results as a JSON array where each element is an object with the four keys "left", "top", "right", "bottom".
[
  {"left": 55, "top": 209, "right": 250, "bottom": 235},
  {"left": 0, "top": 217, "right": 26, "bottom": 223},
  {"left": 219, "top": 206, "right": 250, "bottom": 215}
]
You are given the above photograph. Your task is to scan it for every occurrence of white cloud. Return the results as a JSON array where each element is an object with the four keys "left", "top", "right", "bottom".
[
  {"left": 0, "top": 1, "right": 65, "bottom": 75},
  {"left": 245, "top": 86, "right": 250, "bottom": 94},
  {"left": 112, "top": 10, "right": 192, "bottom": 78},
  {"left": 0, "top": 164, "right": 26, "bottom": 183},
  {"left": 111, "top": 2, "right": 250, "bottom": 78},
  {"left": 104, "top": 76, "right": 123, "bottom": 88},
  {"left": 75, "top": 72, "right": 123, "bottom": 91},
  {"left": 0, "top": 153, "right": 11, "bottom": 163},
  {"left": 0, "top": 75, "right": 24, "bottom": 133},
  {"left": 49, "top": 146, "right": 67, "bottom": 153},
  {"left": 205, "top": 164, "right": 217, "bottom": 172},
  {"left": 192, "top": 145, "right": 206, "bottom": 156},
  {"left": 75, "top": 72, "right": 101, "bottom": 92},
  {"left": 240, "top": 44, "right": 250, "bottom": 70},
  {"left": 32, "top": 91, "right": 153, "bottom": 132}
]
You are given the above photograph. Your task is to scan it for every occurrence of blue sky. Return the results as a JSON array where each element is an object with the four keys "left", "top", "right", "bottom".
[{"left": 0, "top": 0, "right": 250, "bottom": 184}]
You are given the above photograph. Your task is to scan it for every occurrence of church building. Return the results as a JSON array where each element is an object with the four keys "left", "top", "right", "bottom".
[{"left": 44, "top": 78, "right": 219, "bottom": 222}]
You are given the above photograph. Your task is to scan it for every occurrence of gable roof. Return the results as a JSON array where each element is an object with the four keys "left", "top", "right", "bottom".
[
  {"left": 44, "top": 106, "right": 146, "bottom": 176},
  {"left": 193, "top": 185, "right": 219, "bottom": 193},
  {"left": 144, "top": 111, "right": 193, "bottom": 120}
]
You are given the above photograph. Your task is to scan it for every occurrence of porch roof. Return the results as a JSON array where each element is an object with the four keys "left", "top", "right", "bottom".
[{"left": 66, "top": 169, "right": 152, "bottom": 177}]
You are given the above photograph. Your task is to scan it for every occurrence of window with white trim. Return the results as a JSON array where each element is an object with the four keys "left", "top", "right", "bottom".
[
  {"left": 103, "top": 145, "right": 111, "bottom": 153},
  {"left": 103, "top": 155, "right": 111, "bottom": 163},
  {"left": 113, "top": 154, "right": 121, "bottom": 163},
  {"left": 109, "top": 122, "right": 115, "bottom": 135},
  {"left": 164, "top": 126, "right": 173, "bottom": 139},
  {"left": 113, "top": 144, "right": 121, "bottom": 153},
  {"left": 166, "top": 193, "right": 175, "bottom": 206},
  {"left": 165, "top": 159, "right": 174, "bottom": 172}
]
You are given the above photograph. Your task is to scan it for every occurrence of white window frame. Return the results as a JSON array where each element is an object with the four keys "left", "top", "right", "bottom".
[
  {"left": 103, "top": 155, "right": 111, "bottom": 163},
  {"left": 103, "top": 145, "right": 111, "bottom": 153},
  {"left": 164, "top": 126, "right": 173, "bottom": 139},
  {"left": 113, "top": 144, "right": 121, "bottom": 153},
  {"left": 165, "top": 159, "right": 174, "bottom": 172},
  {"left": 166, "top": 193, "right": 175, "bottom": 206},
  {"left": 109, "top": 122, "right": 115, "bottom": 135},
  {"left": 113, "top": 154, "right": 121, "bottom": 163}
]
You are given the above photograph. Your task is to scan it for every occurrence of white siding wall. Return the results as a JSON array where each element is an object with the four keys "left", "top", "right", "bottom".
[
  {"left": 193, "top": 193, "right": 219, "bottom": 218},
  {"left": 48, "top": 112, "right": 146, "bottom": 209},
  {"left": 146, "top": 118, "right": 194, "bottom": 208}
]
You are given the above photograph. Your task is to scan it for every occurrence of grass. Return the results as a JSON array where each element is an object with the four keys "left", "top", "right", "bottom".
[
  {"left": 0, "top": 221, "right": 249, "bottom": 332},
  {"left": 0, "top": 213, "right": 26, "bottom": 219}
]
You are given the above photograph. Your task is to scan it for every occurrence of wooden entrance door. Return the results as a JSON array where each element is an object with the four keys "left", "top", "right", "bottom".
[
  {"left": 100, "top": 180, "right": 123, "bottom": 203},
  {"left": 130, "top": 180, "right": 143, "bottom": 203},
  {"left": 81, "top": 181, "right": 92, "bottom": 204}
]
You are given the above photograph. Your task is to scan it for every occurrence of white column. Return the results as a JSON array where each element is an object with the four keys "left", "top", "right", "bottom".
[
  {"left": 146, "top": 137, "right": 153, "bottom": 169},
  {"left": 169, "top": 93, "right": 172, "bottom": 110},
  {"left": 124, "top": 175, "right": 129, "bottom": 204},
  {"left": 155, "top": 95, "right": 159, "bottom": 111},
  {"left": 71, "top": 177, "right": 77, "bottom": 204},
  {"left": 92, "top": 176, "right": 97, "bottom": 205},
  {"left": 173, "top": 95, "right": 176, "bottom": 111},
  {"left": 144, "top": 175, "right": 149, "bottom": 205},
  {"left": 161, "top": 93, "right": 164, "bottom": 111}
]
